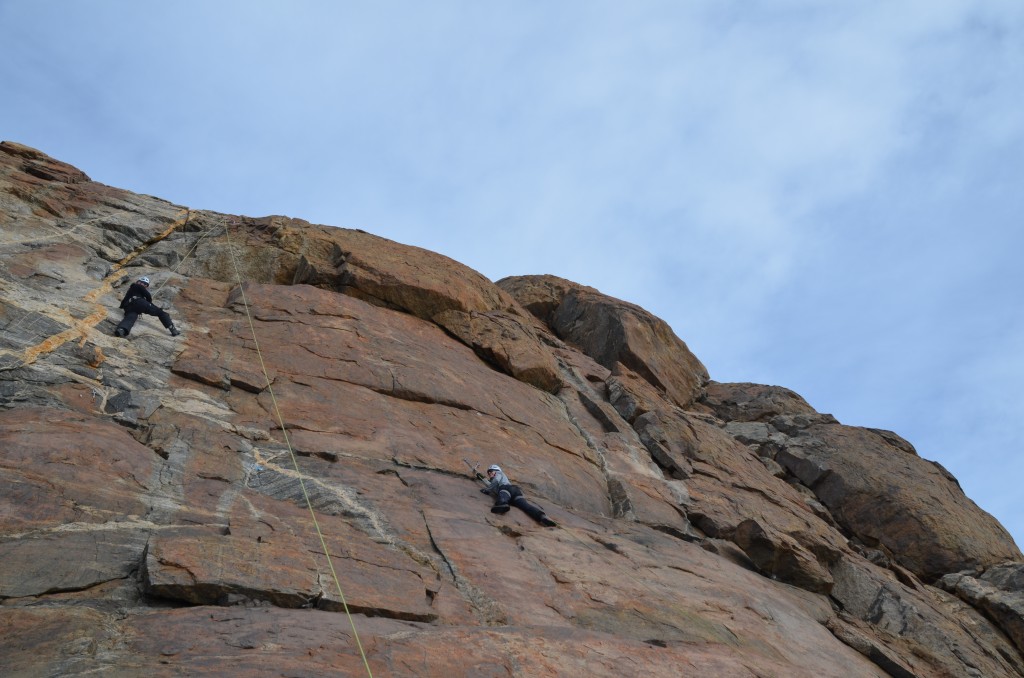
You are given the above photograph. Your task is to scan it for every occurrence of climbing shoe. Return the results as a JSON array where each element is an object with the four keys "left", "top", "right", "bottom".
[
  {"left": 114, "top": 327, "right": 127, "bottom": 338},
  {"left": 490, "top": 504, "right": 510, "bottom": 514},
  {"left": 168, "top": 325, "right": 180, "bottom": 336},
  {"left": 540, "top": 516, "right": 557, "bottom": 527}
]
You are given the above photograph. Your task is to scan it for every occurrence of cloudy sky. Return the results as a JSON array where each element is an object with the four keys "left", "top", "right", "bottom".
[{"left": 3, "top": 1, "right": 1022, "bottom": 547}]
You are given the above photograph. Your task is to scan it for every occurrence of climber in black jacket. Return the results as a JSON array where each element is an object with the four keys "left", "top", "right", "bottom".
[
  {"left": 114, "top": 276, "right": 179, "bottom": 338},
  {"left": 478, "top": 464, "right": 557, "bottom": 527}
]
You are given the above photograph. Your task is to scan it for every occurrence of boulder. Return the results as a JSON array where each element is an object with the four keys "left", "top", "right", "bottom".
[
  {"left": 830, "top": 555, "right": 1024, "bottom": 676},
  {"left": 733, "top": 518, "right": 834, "bottom": 594},
  {"left": 938, "top": 563, "right": 1024, "bottom": 655},
  {"left": 776, "top": 421, "right": 1022, "bottom": 581},
  {"left": 702, "top": 381, "right": 818, "bottom": 422},
  {"left": 286, "top": 224, "right": 564, "bottom": 392},
  {"left": 0, "top": 141, "right": 91, "bottom": 184},
  {"left": 499, "top": 274, "right": 709, "bottom": 408},
  {"left": 433, "top": 308, "right": 562, "bottom": 393}
]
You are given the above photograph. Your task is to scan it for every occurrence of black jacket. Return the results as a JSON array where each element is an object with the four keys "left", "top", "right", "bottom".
[{"left": 119, "top": 282, "right": 152, "bottom": 310}]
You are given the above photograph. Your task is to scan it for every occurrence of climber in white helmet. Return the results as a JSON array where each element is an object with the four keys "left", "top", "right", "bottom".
[
  {"left": 114, "top": 275, "right": 180, "bottom": 338},
  {"left": 479, "top": 464, "right": 557, "bottom": 527}
]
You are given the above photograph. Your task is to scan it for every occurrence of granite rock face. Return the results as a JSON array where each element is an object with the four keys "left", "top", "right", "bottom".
[
  {"left": 939, "top": 563, "right": 1024, "bottom": 656},
  {"left": 2, "top": 141, "right": 1023, "bottom": 677},
  {"left": 498, "top": 274, "right": 709, "bottom": 408}
]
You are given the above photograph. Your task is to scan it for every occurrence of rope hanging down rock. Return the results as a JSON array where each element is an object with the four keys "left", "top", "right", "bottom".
[{"left": 222, "top": 219, "right": 375, "bottom": 678}]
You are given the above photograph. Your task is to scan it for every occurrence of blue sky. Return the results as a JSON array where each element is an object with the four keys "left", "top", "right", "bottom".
[{"left": 2, "top": 1, "right": 1021, "bottom": 548}]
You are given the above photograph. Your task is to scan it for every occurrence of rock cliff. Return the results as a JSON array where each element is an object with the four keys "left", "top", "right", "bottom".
[{"left": 1, "top": 140, "right": 1022, "bottom": 677}]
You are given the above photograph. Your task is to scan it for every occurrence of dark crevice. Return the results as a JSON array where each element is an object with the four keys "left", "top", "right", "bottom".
[
  {"left": 0, "top": 576, "right": 132, "bottom": 601},
  {"left": 316, "top": 600, "right": 438, "bottom": 623},
  {"left": 422, "top": 515, "right": 458, "bottom": 584},
  {"left": 649, "top": 522, "right": 704, "bottom": 544}
]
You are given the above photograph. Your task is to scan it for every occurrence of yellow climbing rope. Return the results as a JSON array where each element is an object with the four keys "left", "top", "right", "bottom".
[
  {"left": 3, "top": 208, "right": 374, "bottom": 672},
  {"left": 223, "top": 220, "right": 374, "bottom": 678}
]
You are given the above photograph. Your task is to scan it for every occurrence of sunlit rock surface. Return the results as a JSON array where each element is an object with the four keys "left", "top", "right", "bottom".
[{"left": 2, "top": 141, "right": 1022, "bottom": 676}]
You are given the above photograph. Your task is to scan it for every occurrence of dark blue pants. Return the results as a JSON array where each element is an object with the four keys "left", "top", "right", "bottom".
[{"left": 494, "top": 485, "right": 547, "bottom": 522}]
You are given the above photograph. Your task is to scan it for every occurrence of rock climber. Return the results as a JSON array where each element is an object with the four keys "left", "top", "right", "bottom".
[
  {"left": 113, "top": 276, "right": 179, "bottom": 338},
  {"left": 478, "top": 464, "right": 557, "bottom": 527}
]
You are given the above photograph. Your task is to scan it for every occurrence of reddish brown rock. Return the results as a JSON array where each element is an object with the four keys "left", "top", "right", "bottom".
[
  {"left": 181, "top": 282, "right": 599, "bottom": 496},
  {"left": 144, "top": 508, "right": 439, "bottom": 621},
  {"left": 1, "top": 141, "right": 91, "bottom": 184},
  {"left": 3, "top": 142, "right": 1024, "bottom": 677},
  {"left": 284, "top": 223, "right": 564, "bottom": 392},
  {"left": 776, "top": 421, "right": 1022, "bottom": 581},
  {"left": 0, "top": 528, "right": 150, "bottom": 598},
  {"left": 702, "top": 381, "right": 818, "bottom": 422},
  {"left": 0, "top": 607, "right": 123, "bottom": 676},
  {"left": 939, "top": 563, "right": 1024, "bottom": 655},
  {"left": 113, "top": 605, "right": 885, "bottom": 677},
  {"left": 291, "top": 224, "right": 510, "bottom": 316},
  {"left": 433, "top": 308, "right": 563, "bottom": 393},
  {"left": 631, "top": 409, "right": 849, "bottom": 590},
  {"left": 830, "top": 556, "right": 1024, "bottom": 675},
  {"left": 0, "top": 407, "right": 156, "bottom": 533},
  {"left": 733, "top": 518, "right": 834, "bottom": 594},
  {"left": 607, "top": 364, "right": 674, "bottom": 423},
  {"left": 499, "top": 274, "right": 709, "bottom": 408}
]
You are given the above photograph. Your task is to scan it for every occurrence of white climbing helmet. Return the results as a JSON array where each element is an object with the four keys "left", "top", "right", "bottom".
[
  {"left": 487, "top": 464, "right": 501, "bottom": 473},
  {"left": 139, "top": 276, "right": 150, "bottom": 285}
]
